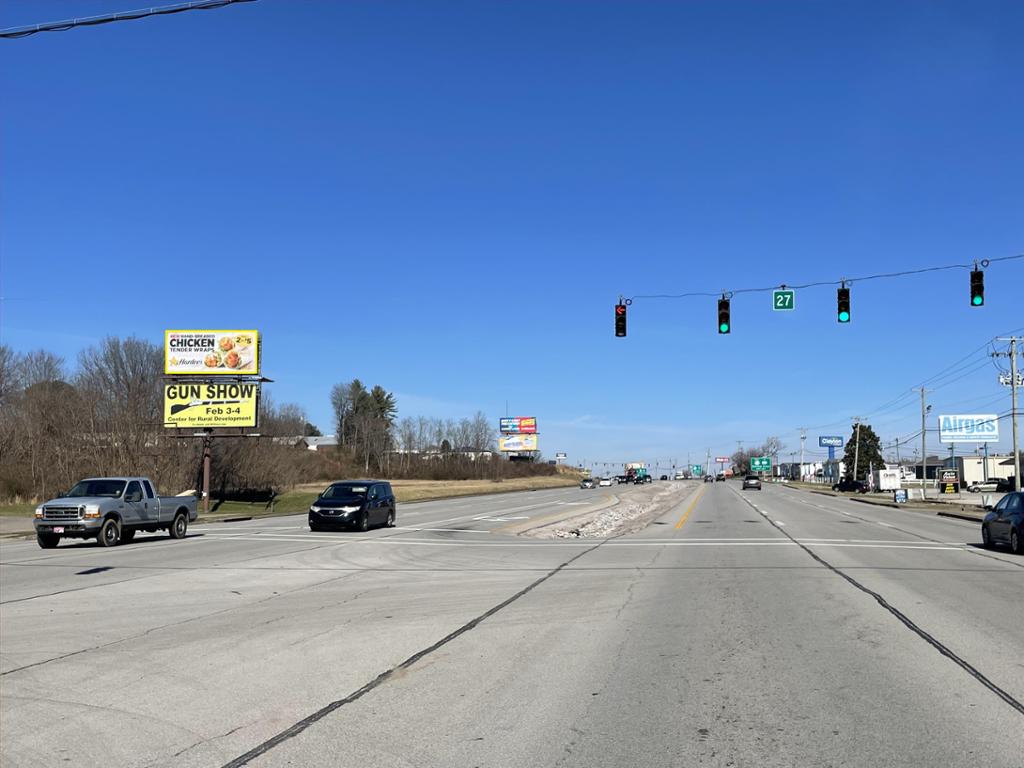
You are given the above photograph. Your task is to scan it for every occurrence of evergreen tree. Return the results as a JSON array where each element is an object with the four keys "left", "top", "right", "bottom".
[{"left": 841, "top": 423, "right": 884, "bottom": 480}]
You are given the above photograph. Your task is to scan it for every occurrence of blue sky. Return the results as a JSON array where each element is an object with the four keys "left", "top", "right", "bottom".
[{"left": 2, "top": 0, "right": 1022, "bottom": 469}]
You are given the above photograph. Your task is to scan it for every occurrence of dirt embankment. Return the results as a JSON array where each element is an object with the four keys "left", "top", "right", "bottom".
[{"left": 519, "top": 481, "right": 697, "bottom": 539}]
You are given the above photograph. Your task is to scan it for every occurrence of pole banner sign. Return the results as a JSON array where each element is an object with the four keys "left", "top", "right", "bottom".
[
  {"left": 165, "top": 330, "right": 260, "bottom": 375},
  {"left": 938, "top": 414, "right": 999, "bottom": 443},
  {"left": 164, "top": 382, "right": 259, "bottom": 428}
]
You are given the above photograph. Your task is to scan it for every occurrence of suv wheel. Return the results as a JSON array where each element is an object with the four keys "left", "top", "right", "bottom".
[
  {"left": 98, "top": 518, "right": 120, "bottom": 547},
  {"left": 385, "top": 509, "right": 396, "bottom": 528},
  {"left": 358, "top": 512, "right": 369, "bottom": 532}
]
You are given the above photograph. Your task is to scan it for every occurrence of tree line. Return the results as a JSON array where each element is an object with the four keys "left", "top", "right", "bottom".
[{"left": 0, "top": 340, "right": 553, "bottom": 503}]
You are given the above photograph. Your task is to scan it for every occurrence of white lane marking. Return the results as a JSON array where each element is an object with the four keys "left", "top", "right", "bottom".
[
  {"left": 472, "top": 515, "right": 530, "bottom": 521},
  {"left": 775, "top": 521, "right": 786, "bottom": 527}
]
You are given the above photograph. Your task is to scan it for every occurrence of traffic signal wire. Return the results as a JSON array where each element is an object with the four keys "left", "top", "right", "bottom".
[
  {"left": 624, "top": 253, "right": 1023, "bottom": 302},
  {"left": 0, "top": 0, "right": 255, "bottom": 39}
]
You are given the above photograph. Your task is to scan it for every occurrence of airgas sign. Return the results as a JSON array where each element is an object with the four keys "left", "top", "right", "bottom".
[{"left": 938, "top": 414, "right": 999, "bottom": 443}]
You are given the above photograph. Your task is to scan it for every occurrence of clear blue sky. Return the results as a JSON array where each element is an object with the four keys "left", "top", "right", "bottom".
[{"left": 2, "top": 0, "right": 1022, "bottom": 469}]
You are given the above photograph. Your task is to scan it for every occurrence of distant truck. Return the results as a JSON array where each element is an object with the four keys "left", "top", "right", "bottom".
[
  {"left": 33, "top": 477, "right": 198, "bottom": 549},
  {"left": 624, "top": 462, "right": 649, "bottom": 483},
  {"left": 872, "top": 469, "right": 902, "bottom": 492}
]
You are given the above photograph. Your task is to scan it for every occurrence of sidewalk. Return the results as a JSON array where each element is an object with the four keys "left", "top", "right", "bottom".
[{"left": 778, "top": 481, "right": 991, "bottom": 523}]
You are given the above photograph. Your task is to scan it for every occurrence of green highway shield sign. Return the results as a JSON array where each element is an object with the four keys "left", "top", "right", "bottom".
[
  {"left": 772, "top": 290, "right": 795, "bottom": 311},
  {"left": 691, "top": 465, "right": 703, "bottom": 475},
  {"left": 751, "top": 456, "right": 772, "bottom": 472}
]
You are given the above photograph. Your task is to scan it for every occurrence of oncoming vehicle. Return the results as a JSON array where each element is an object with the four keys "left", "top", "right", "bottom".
[
  {"left": 742, "top": 475, "right": 762, "bottom": 491},
  {"left": 598, "top": 477, "right": 612, "bottom": 487},
  {"left": 580, "top": 478, "right": 596, "bottom": 489},
  {"left": 33, "top": 477, "right": 197, "bottom": 549},
  {"left": 715, "top": 473, "right": 726, "bottom": 482},
  {"left": 704, "top": 474, "right": 714, "bottom": 483},
  {"left": 982, "top": 491, "right": 1023, "bottom": 554},
  {"left": 309, "top": 481, "right": 396, "bottom": 531},
  {"left": 659, "top": 475, "right": 669, "bottom": 481}
]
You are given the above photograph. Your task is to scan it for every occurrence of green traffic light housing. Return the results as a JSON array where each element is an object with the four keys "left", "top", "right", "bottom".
[
  {"left": 717, "top": 297, "right": 731, "bottom": 334},
  {"left": 837, "top": 286, "right": 851, "bottom": 323},
  {"left": 970, "top": 269, "right": 984, "bottom": 306}
]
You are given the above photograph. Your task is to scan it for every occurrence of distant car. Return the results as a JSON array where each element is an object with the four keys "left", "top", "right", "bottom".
[
  {"left": 832, "top": 479, "right": 868, "bottom": 494},
  {"left": 967, "top": 480, "right": 999, "bottom": 493},
  {"left": 615, "top": 475, "right": 630, "bottom": 485},
  {"left": 309, "top": 480, "right": 396, "bottom": 531},
  {"left": 674, "top": 473, "right": 686, "bottom": 481},
  {"left": 715, "top": 473, "right": 726, "bottom": 482},
  {"left": 982, "top": 491, "right": 1023, "bottom": 554},
  {"left": 580, "top": 478, "right": 595, "bottom": 489},
  {"left": 742, "top": 475, "right": 762, "bottom": 491},
  {"left": 598, "top": 477, "right": 612, "bottom": 487},
  {"left": 659, "top": 474, "right": 669, "bottom": 481},
  {"left": 704, "top": 475, "right": 714, "bottom": 483}
]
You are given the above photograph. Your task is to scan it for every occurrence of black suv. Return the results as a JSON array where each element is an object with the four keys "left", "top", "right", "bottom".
[
  {"left": 309, "top": 481, "right": 396, "bottom": 531},
  {"left": 832, "top": 478, "right": 868, "bottom": 493}
]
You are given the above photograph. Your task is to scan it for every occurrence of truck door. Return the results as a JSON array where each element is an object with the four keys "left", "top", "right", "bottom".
[
  {"left": 141, "top": 479, "right": 158, "bottom": 524},
  {"left": 122, "top": 481, "right": 146, "bottom": 525}
]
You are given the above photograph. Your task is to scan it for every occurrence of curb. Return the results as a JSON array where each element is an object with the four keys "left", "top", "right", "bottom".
[{"left": 937, "top": 510, "right": 986, "bottom": 524}]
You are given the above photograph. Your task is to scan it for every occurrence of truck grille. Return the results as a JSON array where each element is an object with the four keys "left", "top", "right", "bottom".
[{"left": 43, "top": 506, "right": 82, "bottom": 521}]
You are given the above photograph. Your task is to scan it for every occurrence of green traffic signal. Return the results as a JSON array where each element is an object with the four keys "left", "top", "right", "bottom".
[
  {"left": 970, "top": 269, "right": 984, "bottom": 306},
  {"left": 717, "top": 298, "right": 731, "bottom": 334},
  {"left": 719, "top": 322, "right": 729, "bottom": 333},
  {"left": 837, "top": 287, "right": 851, "bottom": 323}
]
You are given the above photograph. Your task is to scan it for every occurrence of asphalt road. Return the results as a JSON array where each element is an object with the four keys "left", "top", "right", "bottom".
[{"left": 1, "top": 482, "right": 1021, "bottom": 767}]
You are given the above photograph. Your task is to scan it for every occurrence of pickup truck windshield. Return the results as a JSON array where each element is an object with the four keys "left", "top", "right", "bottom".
[{"left": 66, "top": 480, "right": 127, "bottom": 498}]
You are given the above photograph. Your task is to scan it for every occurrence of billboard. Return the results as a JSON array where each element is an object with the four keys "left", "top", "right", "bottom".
[
  {"left": 499, "top": 434, "right": 539, "bottom": 452},
  {"left": 500, "top": 416, "right": 537, "bottom": 434},
  {"left": 938, "top": 414, "right": 999, "bottom": 443},
  {"left": 715, "top": 456, "right": 730, "bottom": 463},
  {"left": 819, "top": 436, "right": 844, "bottom": 448},
  {"left": 165, "top": 330, "right": 259, "bottom": 375},
  {"left": 164, "top": 382, "right": 259, "bottom": 428}
]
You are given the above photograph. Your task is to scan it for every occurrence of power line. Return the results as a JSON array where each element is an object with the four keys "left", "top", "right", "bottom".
[
  {"left": 0, "top": 0, "right": 255, "bottom": 39},
  {"left": 626, "top": 253, "right": 1023, "bottom": 301}
]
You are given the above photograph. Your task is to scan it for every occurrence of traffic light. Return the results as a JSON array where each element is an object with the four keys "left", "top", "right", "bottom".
[
  {"left": 970, "top": 269, "right": 984, "bottom": 306},
  {"left": 615, "top": 302, "right": 627, "bottom": 337},
  {"left": 837, "top": 287, "right": 851, "bottom": 323},
  {"left": 717, "top": 298, "right": 731, "bottom": 334}
]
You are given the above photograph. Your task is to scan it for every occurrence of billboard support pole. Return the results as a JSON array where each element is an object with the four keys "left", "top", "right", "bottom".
[
  {"left": 202, "top": 431, "right": 212, "bottom": 515},
  {"left": 919, "top": 388, "right": 928, "bottom": 500}
]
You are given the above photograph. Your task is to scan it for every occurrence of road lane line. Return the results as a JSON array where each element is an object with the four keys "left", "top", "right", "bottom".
[{"left": 674, "top": 487, "right": 706, "bottom": 529}]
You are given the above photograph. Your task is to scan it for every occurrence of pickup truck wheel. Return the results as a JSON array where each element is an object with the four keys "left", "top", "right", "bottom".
[
  {"left": 169, "top": 512, "right": 187, "bottom": 539},
  {"left": 37, "top": 532, "right": 60, "bottom": 549},
  {"left": 120, "top": 529, "right": 136, "bottom": 544},
  {"left": 98, "top": 518, "right": 120, "bottom": 547}
]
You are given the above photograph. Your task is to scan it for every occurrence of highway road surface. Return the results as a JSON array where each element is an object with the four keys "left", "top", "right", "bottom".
[{"left": 2, "top": 482, "right": 1022, "bottom": 767}]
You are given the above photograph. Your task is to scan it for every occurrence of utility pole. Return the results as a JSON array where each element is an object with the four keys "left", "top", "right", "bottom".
[
  {"left": 994, "top": 338, "right": 1021, "bottom": 492},
  {"left": 918, "top": 387, "right": 929, "bottom": 499},
  {"left": 852, "top": 418, "right": 862, "bottom": 481},
  {"left": 799, "top": 428, "right": 806, "bottom": 482}
]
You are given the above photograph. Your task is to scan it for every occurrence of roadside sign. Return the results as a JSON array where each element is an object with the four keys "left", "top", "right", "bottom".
[
  {"left": 893, "top": 489, "right": 908, "bottom": 504},
  {"left": 715, "top": 456, "right": 730, "bottom": 463},
  {"left": 691, "top": 465, "right": 703, "bottom": 475},
  {"left": 165, "top": 330, "right": 259, "bottom": 376},
  {"left": 938, "top": 469, "right": 960, "bottom": 495},
  {"left": 500, "top": 417, "right": 537, "bottom": 434},
  {"left": 750, "top": 456, "right": 772, "bottom": 472},
  {"left": 772, "top": 289, "right": 795, "bottom": 311},
  {"left": 555, "top": 452, "right": 567, "bottom": 459},
  {"left": 818, "top": 436, "right": 844, "bottom": 448},
  {"left": 164, "top": 382, "right": 259, "bottom": 428},
  {"left": 938, "top": 414, "right": 998, "bottom": 443}
]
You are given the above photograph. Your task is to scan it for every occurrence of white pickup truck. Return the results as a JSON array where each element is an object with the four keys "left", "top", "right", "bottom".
[{"left": 33, "top": 477, "right": 198, "bottom": 549}]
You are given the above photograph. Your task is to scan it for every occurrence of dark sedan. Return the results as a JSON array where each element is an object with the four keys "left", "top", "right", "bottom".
[
  {"left": 309, "top": 480, "right": 396, "bottom": 532},
  {"left": 982, "top": 491, "right": 1023, "bottom": 554}
]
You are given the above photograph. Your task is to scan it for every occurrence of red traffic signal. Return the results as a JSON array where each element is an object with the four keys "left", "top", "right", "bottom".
[{"left": 615, "top": 303, "right": 627, "bottom": 337}]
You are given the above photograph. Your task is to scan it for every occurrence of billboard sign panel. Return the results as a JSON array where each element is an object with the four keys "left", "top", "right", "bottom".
[
  {"left": 819, "top": 436, "right": 844, "bottom": 448},
  {"left": 498, "top": 434, "right": 538, "bottom": 452},
  {"left": 715, "top": 456, "right": 730, "bottom": 463},
  {"left": 164, "top": 382, "right": 259, "bottom": 428},
  {"left": 938, "top": 414, "right": 998, "bottom": 443},
  {"left": 499, "top": 417, "right": 537, "bottom": 434},
  {"left": 938, "top": 468, "right": 960, "bottom": 495},
  {"left": 165, "top": 330, "right": 259, "bottom": 375}
]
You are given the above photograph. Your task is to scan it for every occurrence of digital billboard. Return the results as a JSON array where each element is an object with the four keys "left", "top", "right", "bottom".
[{"left": 499, "top": 417, "right": 537, "bottom": 434}]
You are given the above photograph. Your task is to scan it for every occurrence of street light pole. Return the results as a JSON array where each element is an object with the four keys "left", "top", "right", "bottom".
[{"left": 1011, "top": 338, "right": 1021, "bottom": 491}]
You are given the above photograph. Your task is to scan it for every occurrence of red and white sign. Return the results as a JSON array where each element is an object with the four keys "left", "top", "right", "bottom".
[{"left": 715, "top": 456, "right": 730, "bottom": 463}]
